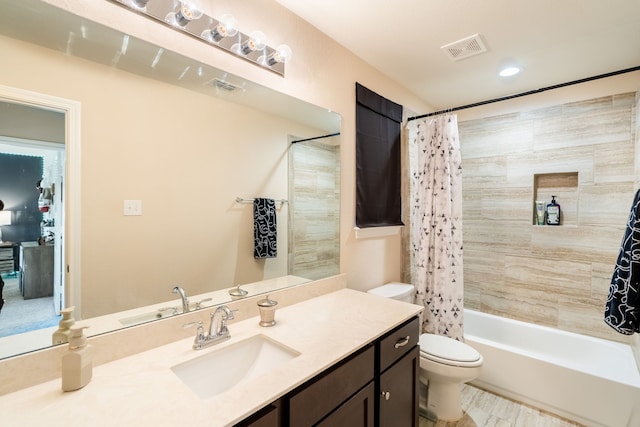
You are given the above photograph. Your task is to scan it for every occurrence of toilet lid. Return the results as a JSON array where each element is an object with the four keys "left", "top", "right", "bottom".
[
  {"left": 367, "top": 283, "right": 414, "bottom": 299},
  {"left": 419, "top": 334, "right": 482, "bottom": 367}
]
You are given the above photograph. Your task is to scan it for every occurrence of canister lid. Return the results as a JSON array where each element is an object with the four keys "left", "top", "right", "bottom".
[
  {"left": 228, "top": 285, "right": 248, "bottom": 297},
  {"left": 257, "top": 295, "right": 277, "bottom": 307}
]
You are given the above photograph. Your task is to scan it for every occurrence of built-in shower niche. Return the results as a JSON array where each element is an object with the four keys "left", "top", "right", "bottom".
[{"left": 532, "top": 172, "right": 578, "bottom": 226}]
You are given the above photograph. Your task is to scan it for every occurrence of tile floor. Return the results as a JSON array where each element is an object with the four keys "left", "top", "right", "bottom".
[{"left": 419, "top": 384, "right": 583, "bottom": 427}]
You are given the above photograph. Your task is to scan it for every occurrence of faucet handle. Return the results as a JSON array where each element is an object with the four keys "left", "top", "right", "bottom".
[
  {"left": 220, "top": 308, "right": 239, "bottom": 335},
  {"left": 195, "top": 297, "right": 213, "bottom": 310},
  {"left": 226, "top": 308, "right": 238, "bottom": 320},
  {"left": 183, "top": 321, "right": 206, "bottom": 349}
]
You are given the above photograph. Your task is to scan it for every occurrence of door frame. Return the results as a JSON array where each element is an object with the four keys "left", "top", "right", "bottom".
[{"left": 0, "top": 84, "right": 82, "bottom": 317}]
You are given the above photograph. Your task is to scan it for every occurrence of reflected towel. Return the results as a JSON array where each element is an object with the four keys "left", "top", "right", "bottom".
[{"left": 254, "top": 198, "right": 277, "bottom": 258}]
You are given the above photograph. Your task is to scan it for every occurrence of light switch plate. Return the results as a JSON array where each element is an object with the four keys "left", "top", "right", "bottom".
[{"left": 123, "top": 199, "right": 142, "bottom": 216}]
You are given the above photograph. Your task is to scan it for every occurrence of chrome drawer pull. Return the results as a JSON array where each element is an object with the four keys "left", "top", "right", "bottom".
[
  {"left": 381, "top": 391, "right": 390, "bottom": 400},
  {"left": 394, "top": 335, "right": 410, "bottom": 349}
]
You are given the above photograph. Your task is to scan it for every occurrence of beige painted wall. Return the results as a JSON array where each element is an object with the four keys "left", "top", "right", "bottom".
[{"left": 459, "top": 90, "right": 637, "bottom": 344}]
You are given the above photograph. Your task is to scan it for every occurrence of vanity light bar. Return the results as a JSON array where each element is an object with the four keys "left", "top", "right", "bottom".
[{"left": 111, "top": 0, "right": 291, "bottom": 76}]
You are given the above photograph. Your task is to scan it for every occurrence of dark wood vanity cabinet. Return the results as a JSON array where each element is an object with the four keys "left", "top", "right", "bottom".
[
  {"left": 235, "top": 402, "right": 281, "bottom": 427},
  {"left": 377, "top": 317, "right": 420, "bottom": 427},
  {"left": 379, "top": 346, "right": 420, "bottom": 427},
  {"left": 236, "top": 316, "right": 419, "bottom": 427},
  {"left": 289, "top": 345, "right": 376, "bottom": 426}
]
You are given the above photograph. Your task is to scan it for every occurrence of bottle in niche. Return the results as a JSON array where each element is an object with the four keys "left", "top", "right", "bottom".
[{"left": 546, "top": 196, "right": 561, "bottom": 225}]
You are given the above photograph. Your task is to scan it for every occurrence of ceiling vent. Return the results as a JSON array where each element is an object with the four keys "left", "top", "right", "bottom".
[
  {"left": 211, "top": 78, "right": 240, "bottom": 92},
  {"left": 441, "top": 34, "right": 488, "bottom": 61}
]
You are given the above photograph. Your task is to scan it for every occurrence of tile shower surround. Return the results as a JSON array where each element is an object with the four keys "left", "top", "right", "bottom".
[{"left": 459, "top": 92, "right": 637, "bottom": 345}]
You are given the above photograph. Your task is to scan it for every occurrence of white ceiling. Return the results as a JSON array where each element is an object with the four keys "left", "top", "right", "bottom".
[{"left": 275, "top": 0, "right": 640, "bottom": 110}]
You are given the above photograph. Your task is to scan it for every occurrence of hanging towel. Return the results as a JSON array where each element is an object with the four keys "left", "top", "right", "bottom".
[
  {"left": 253, "top": 198, "right": 277, "bottom": 259},
  {"left": 605, "top": 189, "right": 640, "bottom": 335}
]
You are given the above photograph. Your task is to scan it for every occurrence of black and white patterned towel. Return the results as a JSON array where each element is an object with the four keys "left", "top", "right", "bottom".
[
  {"left": 253, "top": 198, "right": 277, "bottom": 259},
  {"left": 605, "top": 189, "right": 640, "bottom": 335}
]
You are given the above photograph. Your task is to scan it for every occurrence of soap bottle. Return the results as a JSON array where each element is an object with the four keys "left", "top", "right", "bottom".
[
  {"left": 52, "top": 306, "right": 75, "bottom": 345},
  {"left": 546, "top": 196, "right": 561, "bottom": 226},
  {"left": 61, "top": 325, "right": 92, "bottom": 392}
]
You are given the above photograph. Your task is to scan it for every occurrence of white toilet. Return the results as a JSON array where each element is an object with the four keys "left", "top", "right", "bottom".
[{"left": 367, "top": 283, "right": 483, "bottom": 421}]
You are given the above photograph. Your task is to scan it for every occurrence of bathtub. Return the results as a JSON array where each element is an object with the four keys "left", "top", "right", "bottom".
[{"left": 464, "top": 309, "right": 640, "bottom": 427}]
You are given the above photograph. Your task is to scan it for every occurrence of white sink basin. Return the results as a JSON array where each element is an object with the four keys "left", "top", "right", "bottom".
[{"left": 171, "top": 334, "right": 300, "bottom": 399}]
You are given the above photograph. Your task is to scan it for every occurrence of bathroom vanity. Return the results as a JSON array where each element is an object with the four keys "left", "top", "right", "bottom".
[
  {"left": 239, "top": 317, "right": 420, "bottom": 426},
  {"left": 0, "top": 285, "right": 423, "bottom": 426}
]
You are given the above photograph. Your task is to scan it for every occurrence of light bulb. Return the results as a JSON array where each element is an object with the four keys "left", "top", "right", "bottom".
[
  {"left": 266, "top": 44, "right": 292, "bottom": 65},
  {"left": 240, "top": 30, "right": 267, "bottom": 54},
  {"left": 166, "top": 0, "right": 204, "bottom": 27},
  {"left": 130, "top": 0, "right": 150, "bottom": 10},
  {"left": 203, "top": 14, "right": 239, "bottom": 43}
]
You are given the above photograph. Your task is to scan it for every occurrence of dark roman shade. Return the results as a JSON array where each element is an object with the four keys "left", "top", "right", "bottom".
[{"left": 355, "top": 82, "right": 403, "bottom": 228}]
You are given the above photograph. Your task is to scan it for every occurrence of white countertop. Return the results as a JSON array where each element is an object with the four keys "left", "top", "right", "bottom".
[{"left": 0, "top": 288, "right": 422, "bottom": 426}]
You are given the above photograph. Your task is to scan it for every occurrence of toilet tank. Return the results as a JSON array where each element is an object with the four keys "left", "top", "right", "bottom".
[{"left": 367, "top": 282, "right": 415, "bottom": 303}]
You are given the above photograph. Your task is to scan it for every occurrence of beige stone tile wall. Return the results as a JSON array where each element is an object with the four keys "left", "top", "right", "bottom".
[
  {"left": 288, "top": 139, "right": 340, "bottom": 280},
  {"left": 459, "top": 92, "right": 637, "bottom": 343}
]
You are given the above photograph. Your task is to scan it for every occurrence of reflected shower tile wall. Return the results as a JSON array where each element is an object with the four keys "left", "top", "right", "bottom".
[{"left": 459, "top": 91, "right": 637, "bottom": 344}]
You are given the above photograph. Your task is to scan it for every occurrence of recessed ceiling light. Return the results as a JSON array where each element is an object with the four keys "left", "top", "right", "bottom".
[{"left": 499, "top": 66, "right": 521, "bottom": 77}]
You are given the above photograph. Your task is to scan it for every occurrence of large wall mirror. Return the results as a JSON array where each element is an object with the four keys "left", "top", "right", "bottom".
[{"left": 0, "top": 0, "right": 340, "bottom": 359}]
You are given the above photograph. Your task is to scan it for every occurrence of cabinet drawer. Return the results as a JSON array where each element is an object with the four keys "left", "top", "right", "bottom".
[
  {"left": 289, "top": 345, "right": 375, "bottom": 427},
  {"left": 379, "top": 317, "right": 419, "bottom": 372}
]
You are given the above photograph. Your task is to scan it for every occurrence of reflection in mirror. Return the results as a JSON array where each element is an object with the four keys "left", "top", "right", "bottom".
[{"left": 0, "top": 0, "right": 340, "bottom": 360}]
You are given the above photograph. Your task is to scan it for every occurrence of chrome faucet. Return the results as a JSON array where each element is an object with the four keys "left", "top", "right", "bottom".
[
  {"left": 184, "top": 305, "right": 236, "bottom": 350},
  {"left": 172, "top": 285, "right": 190, "bottom": 313},
  {"left": 209, "top": 305, "right": 235, "bottom": 338}
]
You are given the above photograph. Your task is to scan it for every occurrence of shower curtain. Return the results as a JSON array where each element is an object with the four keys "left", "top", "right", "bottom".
[{"left": 407, "top": 114, "right": 464, "bottom": 341}]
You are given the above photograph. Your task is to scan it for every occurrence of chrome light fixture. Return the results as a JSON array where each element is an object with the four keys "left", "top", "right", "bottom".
[
  {"left": 202, "top": 14, "right": 238, "bottom": 43},
  {"left": 239, "top": 30, "right": 267, "bottom": 55},
  {"left": 166, "top": 0, "right": 204, "bottom": 27},
  {"left": 264, "top": 44, "right": 292, "bottom": 66},
  {"left": 110, "top": 0, "right": 292, "bottom": 76},
  {"left": 128, "top": 0, "right": 150, "bottom": 10}
]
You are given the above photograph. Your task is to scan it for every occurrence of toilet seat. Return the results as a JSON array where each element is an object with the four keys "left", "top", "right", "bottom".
[{"left": 419, "top": 334, "right": 482, "bottom": 368}]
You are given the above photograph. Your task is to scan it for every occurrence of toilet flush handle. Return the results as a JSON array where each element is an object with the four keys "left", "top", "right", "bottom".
[{"left": 394, "top": 335, "right": 411, "bottom": 349}]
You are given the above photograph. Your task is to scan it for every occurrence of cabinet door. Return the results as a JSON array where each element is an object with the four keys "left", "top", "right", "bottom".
[
  {"left": 317, "top": 382, "right": 375, "bottom": 427},
  {"left": 289, "top": 346, "right": 374, "bottom": 426},
  {"left": 379, "top": 346, "right": 419, "bottom": 427},
  {"left": 234, "top": 402, "right": 280, "bottom": 427}
]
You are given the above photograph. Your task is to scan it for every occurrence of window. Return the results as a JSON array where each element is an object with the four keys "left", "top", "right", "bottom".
[{"left": 355, "top": 83, "right": 403, "bottom": 227}]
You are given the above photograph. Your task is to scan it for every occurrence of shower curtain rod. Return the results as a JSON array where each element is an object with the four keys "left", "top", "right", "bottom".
[
  {"left": 407, "top": 65, "right": 640, "bottom": 122},
  {"left": 291, "top": 132, "right": 341, "bottom": 144}
]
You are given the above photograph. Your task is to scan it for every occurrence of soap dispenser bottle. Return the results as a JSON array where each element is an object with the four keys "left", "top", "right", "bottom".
[
  {"left": 52, "top": 306, "right": 75, "bottom": 345},
  {"left": 61, "top": 325, "right": 92, "bottom": 392},
  {"left": 546, "top": 196, "right": 561, "bottom": 226}
]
